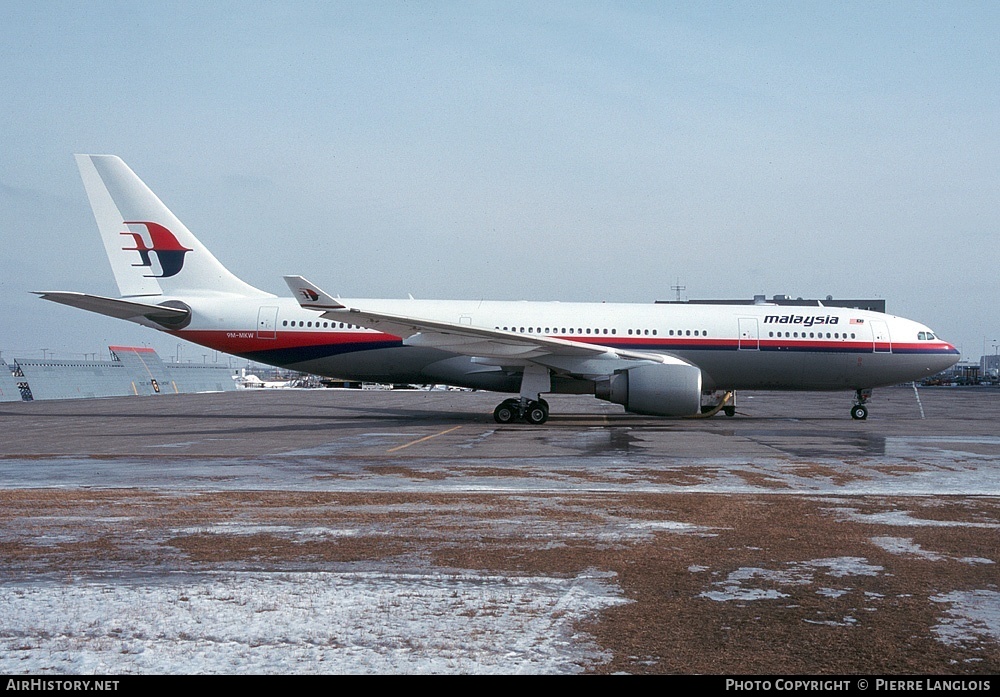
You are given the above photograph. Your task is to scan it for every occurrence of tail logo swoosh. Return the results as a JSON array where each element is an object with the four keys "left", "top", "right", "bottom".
[{"left": 120, "top": 221, "right": 192, "bottom": 278}]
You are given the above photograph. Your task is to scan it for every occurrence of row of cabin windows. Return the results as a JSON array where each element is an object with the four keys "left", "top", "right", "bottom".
[
  {"left": 768, "top": 331, "right": 858, "bottom": 339},
  {"left": 281, "top": 320, "right": 706, "bottom": 336},
  {"left": 496, "top": 326, "right": 624, "bottom": 335},
  {"left": 627, "top": 329, "right": 709, "bottom": 337},
  {"left": 277, "top": 323, "right": 879, "bottom": 342},
  {"left": 282, "top": 320, "right": 362, "bottom": 329},
  {"left": 494, "top": 327, "right": 709, "bottom": 337}
]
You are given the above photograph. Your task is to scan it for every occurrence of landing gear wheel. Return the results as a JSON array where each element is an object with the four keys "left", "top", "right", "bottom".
[
  {"left": 493, "top": 399, "right": 520, "bottom": 424},
  {"left": 850, "top": 404, "right": 868, "bottom": 420},
  {"left": 724, "top": 406, "right": 736, "bottom": 417},
  {"left": 524, "top": 400, "right": 549, "bottom": 425}
]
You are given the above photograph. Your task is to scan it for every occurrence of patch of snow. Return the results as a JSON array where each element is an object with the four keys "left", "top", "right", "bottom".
[
  {"left": 871, "top": 537, "right": 995, "bottom": 565},
  {"left": 699, "top": 558, "right": 882, "bottom": 603},
  {"left": 803, "top": 616, "right": 857, "bottom": 627},
  {"left": 871, "top": 536, "right": 944, "bottom": 560},
  {"left": 626, "top": 520, "right": 715, "bottom": 535},
  {"left": 174, "top": 523, "right": 361, "bottom": 539},
  {"left": 0, "top": 569, "right": 629, "bottom": 674},
  {"left": 800, "top": 557, "right": 883, "bottom": 578},
  {"left": 829, "top": 508, "right": 1000, "bottom": 529},
  {"left": 700, "top": 587, "right": 789, "bottom": 602},
  {"left": 930, "top": 590, "right": 1000, "bottom": 647},
  {"left": 817, "top": 588, "right": 849, "bottom": 598}
]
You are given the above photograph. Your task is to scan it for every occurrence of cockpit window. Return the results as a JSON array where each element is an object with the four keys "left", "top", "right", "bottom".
[{"left": 918, "top": 332, "right": 937, "bottom": 341}]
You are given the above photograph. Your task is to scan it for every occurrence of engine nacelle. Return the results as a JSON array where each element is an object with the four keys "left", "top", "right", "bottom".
[{"left": 594, "top": 362, "right": 703, "bottom": 416}]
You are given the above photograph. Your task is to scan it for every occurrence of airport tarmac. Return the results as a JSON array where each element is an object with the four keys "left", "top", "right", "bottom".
[{"left": 0, "top": 387, "right": 998, "bottom": 674}]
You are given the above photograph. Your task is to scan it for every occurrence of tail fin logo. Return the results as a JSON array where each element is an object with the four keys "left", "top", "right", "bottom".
[
  {"left": 120, "top": 222, "right": 192, "bottom": 278},
  {"left": 298, "top": 288, "right": 320, "bottom": 302}
]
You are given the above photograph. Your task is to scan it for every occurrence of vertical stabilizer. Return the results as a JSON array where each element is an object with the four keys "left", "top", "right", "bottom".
[{"left": 75, "top": 155, "right": 271, "bottom": 299}]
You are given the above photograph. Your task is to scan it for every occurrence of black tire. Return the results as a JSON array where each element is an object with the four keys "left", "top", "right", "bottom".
[
  {"left": 724, "top": 406, "right": 736, "bottom": 417},
  {"left": 524, "top": 401, "right": 549, "bottom": 425},
  {"left": 493, "top": 402, "right": 518, "bottom": 424},
  {"left": 850, "top": 404, "right": 868, "bottom": 420}
]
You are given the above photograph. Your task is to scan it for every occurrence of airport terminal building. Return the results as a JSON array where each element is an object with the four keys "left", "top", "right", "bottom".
[{"left": 1, "top": 346, "right": 238, "bottom": 402}]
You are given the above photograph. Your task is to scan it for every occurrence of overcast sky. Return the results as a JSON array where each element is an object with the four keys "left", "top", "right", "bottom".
[{"left": 2, "top": 1, "right": 997, "bottom": 364}]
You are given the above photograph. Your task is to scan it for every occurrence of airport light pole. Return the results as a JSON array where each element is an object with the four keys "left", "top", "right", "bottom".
[{"left": 40, "top": 348, "right": 50, "bottom": 360}]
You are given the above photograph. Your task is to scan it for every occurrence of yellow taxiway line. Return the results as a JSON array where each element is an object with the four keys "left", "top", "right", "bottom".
[{"left": 387, "top": 425, "right": 464, "bottom": 453}]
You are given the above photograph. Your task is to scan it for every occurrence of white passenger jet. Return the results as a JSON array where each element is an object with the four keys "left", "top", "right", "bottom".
[{"left": 36, "top": 155, "right": 960, "bottom": 423}]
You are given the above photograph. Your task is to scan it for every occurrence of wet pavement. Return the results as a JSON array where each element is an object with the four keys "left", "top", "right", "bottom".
[{"left": 0, "top": 387, "right": 997, "bottom": 495}]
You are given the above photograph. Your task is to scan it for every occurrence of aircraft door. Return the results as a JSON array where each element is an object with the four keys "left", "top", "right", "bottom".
[
  {"left": 871, "top": 320, "right": 892, "bottom": 353},
  {"left": 738, "top": 318, "right": 759, "bottom": 350},
  {"left": 257, "top": 306, "right": 279, "bottom": 339}
]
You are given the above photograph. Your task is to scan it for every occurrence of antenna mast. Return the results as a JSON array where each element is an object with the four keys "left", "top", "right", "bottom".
[{"left": 671, "top": 278, "right": 686, "bottom": 303}]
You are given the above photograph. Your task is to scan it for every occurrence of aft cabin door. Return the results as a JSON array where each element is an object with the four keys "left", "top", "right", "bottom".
[
  {"left": 738, "top": 318, "right": 759, "bottom": 350},
  {"left": 257, "top": 306, "right": 279, "bottom": 339}
]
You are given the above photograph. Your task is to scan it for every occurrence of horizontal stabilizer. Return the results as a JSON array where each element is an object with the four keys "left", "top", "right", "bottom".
[{"left": 34, "top": 291, "right": 190, "bottom": 324}]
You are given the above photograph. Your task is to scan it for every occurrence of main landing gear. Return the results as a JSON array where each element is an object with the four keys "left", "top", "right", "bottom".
[
  {"left": 493, "top": 398, "right": 550, "bottom": 425},
  {"left": 851, "top": 388, "right": 872, "bottom": 420},
  {"left": 494, "top": 365, "right": 553, "bottom": 425}
]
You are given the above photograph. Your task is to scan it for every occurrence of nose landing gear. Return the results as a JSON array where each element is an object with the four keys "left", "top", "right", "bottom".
[{"left": 851, "top": 388, "right": 871, "bottom": 420}]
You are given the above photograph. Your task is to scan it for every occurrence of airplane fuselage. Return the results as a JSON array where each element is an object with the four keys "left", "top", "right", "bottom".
[{"left": 147, "top": 295, "right": 960, "bottom": 393}]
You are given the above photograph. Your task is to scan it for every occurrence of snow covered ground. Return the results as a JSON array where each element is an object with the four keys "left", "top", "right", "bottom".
[{"left": 0, "top": 569, "right": 627, "bottom": 674}]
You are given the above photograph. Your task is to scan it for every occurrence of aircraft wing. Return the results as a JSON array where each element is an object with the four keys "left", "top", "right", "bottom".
[
  {"left": 283, "top": 276, "right": 690, "bottom": 371},
  {"left": 34, "top": 291, "right": 190, "bottom": 323}
]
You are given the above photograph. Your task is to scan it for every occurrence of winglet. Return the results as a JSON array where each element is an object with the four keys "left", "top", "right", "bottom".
[{"left": 283, "top": 276, "right": 345, "bottom": 310}]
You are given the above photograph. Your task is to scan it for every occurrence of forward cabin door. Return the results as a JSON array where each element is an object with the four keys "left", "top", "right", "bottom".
[{"left": 871, "top": 320, "right": 892, "bottom": 353}]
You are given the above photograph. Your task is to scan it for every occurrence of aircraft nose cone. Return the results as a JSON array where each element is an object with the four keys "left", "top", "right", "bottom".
[{"left": 931, "top": 343, "right": 961, "bottom": 372}]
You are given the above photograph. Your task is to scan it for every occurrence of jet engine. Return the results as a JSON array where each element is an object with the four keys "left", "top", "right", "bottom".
[{"left": 594, "top": 362, "right": 702, "bottom": 416}]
